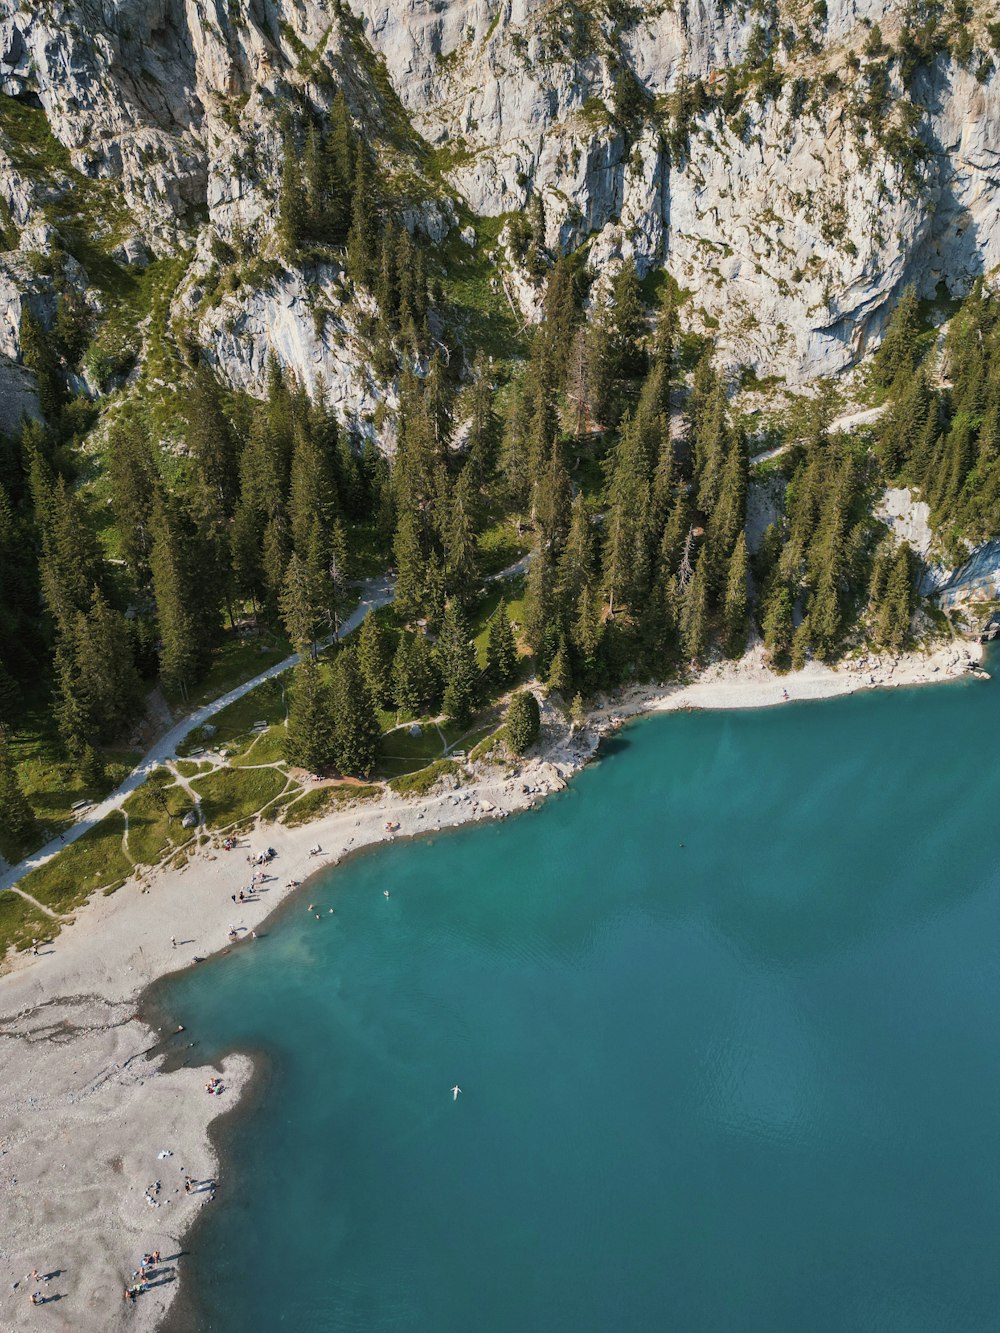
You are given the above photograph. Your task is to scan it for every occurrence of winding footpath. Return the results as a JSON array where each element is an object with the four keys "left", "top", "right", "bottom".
[{"left": 0, "top": 577, "right": 394, "bottom": 896}]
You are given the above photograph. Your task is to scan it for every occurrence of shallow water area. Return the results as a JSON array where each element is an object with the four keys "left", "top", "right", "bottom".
[{"left": 159, "top": 662, "right": 1000, "bottom": 1331}]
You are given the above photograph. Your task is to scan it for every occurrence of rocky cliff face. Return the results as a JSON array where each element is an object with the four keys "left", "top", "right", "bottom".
[{"left": 1, "top": 0, "right": 999, "bottom": 420}]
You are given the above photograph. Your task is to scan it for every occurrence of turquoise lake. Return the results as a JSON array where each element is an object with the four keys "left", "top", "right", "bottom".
[{"left": 158, "top": 666, "right": 1000, "bottom": 1331}]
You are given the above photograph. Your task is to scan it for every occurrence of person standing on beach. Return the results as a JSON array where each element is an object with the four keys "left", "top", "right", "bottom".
[{"left": 171, "top": 936, "right": 177, "bottom": 948}]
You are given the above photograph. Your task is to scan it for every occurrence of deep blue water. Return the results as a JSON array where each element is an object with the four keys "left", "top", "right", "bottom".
[{"left": 159, "top": 665, "right": 1000, "bottom": 1331}]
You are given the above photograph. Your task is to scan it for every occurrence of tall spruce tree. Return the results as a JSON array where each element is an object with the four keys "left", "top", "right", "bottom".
[
  {"left": 285, "top": 655, "right": 335, "bottom": 772},
  {"left": 358, "top": 611, "right": 393, "bottom": 708},
  {"left": 330, "top": 647, "right": 380, "bottom": 777},
  {"left": 436, "top": 601, "right": 479, "bottom": 723},
  {"left": 485, "top": 597, "right": 517, "bottom": 687}
]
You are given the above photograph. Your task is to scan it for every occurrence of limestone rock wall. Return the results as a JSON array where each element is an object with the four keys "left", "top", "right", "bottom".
[{"left": 1, "top": 0, "right": 1000, "bottom": 397}]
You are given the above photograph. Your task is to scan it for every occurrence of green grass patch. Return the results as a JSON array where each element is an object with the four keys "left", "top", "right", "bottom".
[
  {"left": 281, "top": 783, "right": 382, "bottom": 826},
  {"left": 169, "top": 626, "right": 292, "bottom": 709},
  {"left": 379, "top": 722, "right": 445, "bottom": 763},
  {"left": 388, "top": 759, "right": 462, "bottom": 797},
  {"left": 174, "top": 759, "right": 213, "bottom": 777},
  {"left": 2, "top": 699, "right": 138, "bottom": 861},
  {"left": 470, "top": 575, "right": 529, "bottom": 666},
  {"left": 19, "top": 812, "right": 133, "bottom": 914},
  {"left": 180, "top": 677, "right": 287, "bottom": 756},
  {"left": 0, "top": 95, "right": 72, "bottom": 173},
  {"left": 231, "top": 726, "right": 288, "bottom": 767},
  {"left": 475, "top": 518, "right": 531, "bottom": 578},
  {"left": 191, "top": 767, "right": 288, "bottom": 828},
  {"left": 0, "top": 890, "right": 54, "bottom": 960},
  {"left": 123, "top": 769, "right": 191, "bottom": 866},
  {"left": 468, "top": 727, "right": 506, "bottom": 762}
]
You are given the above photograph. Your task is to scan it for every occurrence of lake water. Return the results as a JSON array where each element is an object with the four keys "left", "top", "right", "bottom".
[{"left": 158, "top": 665, "right": 1000, "bottom": 1331}]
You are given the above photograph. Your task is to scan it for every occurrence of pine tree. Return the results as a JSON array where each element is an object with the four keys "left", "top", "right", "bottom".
[
  {"left": 285, "top": 655, "right": 335, "bottom": 772},
  {"left": 723, "top": 532, "right": 749, "bottom": 657},
  {"left": 572, "top": 581, "right": 603, "bottom": 679},
  {"left": 392, "top": 631, "right": 439, "bottom": 715},
  {"left": 150, "top": 495, "right": 207, "bottom": 697},
  {"left": 326, "top": 518, "right": 352, "bottom": 640},
  {"left": 601, "top": 413, "right": 651, "bottom": 614},
  {"left": 546, "top": 634, "right": 572, "bottom": 694},
  {"left": 761, "top": 582, "right": 793, "bottom": 659},
  {"left": 38, "top": 477, "right": 104, "bottom": 637},
  {"left": 326, "top": 91, "right": 355, "bottom": 243},
  {"left": 0, "top": 734, "right": 37, "bottom": 847},
  {"left": 872, "top": 284, "right": 921, "bottom": 390},
  {"left": 436, "top": 601, "right": 479, "bottom": 723},
  {"left": 280, "top": 552, "right": 322, "bottom": 654},
  {"left": 186, "top": 368, "right": 241, "bottom": 515},
  {"left": 505, "top": 690, "right": 541, "bottom": 754},
  {"left": 485, "top": 597, "right": 518, "bottom": 688},
  {"left": 347, "top": 147, "right": 378, "bottom": 288},
  {"left": 358, "top": 612, "right": 393, "bottom": 708},
  {"left": 330, "top": 647, "right": 380, "bottom": 777},
  {"left": 72, "top": 587, "right": 143, "bottom": 742},
  {"left": 19, "top": 305, "right": 64, "bottom": 421},
  {"left": 107, "top": 415, "right": 158, "bottom": 583},
  {"left": 791, "top": 617, "right": 811, "bottom": 671},
  {"left": 278, "top": 127, "right": 306, "bottom": 254},
  {"left": 569, "top": 691, "right": 586, "bottom": 732},
  {"left": 680, "top": 546, "right": 710, "bottom": 663},
  {"left": 809, "top": 565, "right": 841, "bottom": 660},
  {"left": 442, "top": 481, "right": 476, "bottom": 603},
  {"left": 393, "top": 507, "right": 426, "bottom": 623},
  {"left": 874, "top": 543, "right": 914, "bottom": 652},
  {"left": 262, "top": 516, "right": 290, "bottom": 616}
]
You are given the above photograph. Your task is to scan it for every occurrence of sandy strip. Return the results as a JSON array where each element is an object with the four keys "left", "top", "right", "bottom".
[{"left": 0, "top": 638, "right": 985, "bottom": 1331}]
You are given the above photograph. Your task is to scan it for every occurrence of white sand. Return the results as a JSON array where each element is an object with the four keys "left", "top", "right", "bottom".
[{"left": 0, "top": 637, "right": 985, "bottom": 1331}]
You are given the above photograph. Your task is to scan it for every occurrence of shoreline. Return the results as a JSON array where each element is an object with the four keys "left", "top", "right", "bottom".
[{"left": 0, "top": 637, "right": 985, "bottom": 1332}]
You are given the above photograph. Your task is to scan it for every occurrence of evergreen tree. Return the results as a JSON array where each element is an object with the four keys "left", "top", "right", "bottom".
[
  {"left": 326, "top": 518, "right": 352, "bottom": 639},
  {"left": 680, "top": 546, "right": 710, "bottom": 662},
  {"left": 569, "top": 691, "right": 586, "bottom": 732},
  {"left": 107, "top": 415, "right": 158, "bottom": 583},
  {"left": 761, "top": 582, "right": 793, "bottom": 659},
  {"left": 393, "top": 507, "right": 426, "bottom": 623},
  {"left": 262, "top": 515, "right": 290, "bottom": 616},
  {"left": 571, "top": 581, "right": 603, "bottom": 680},
  {"left": 278, "top": 127, "right": 306, "bottom": 254},
  {"left": 347, "top": 147, "right": 378, "bottom": 288},
  {"left": 723, "top": 532, "right": 750, "bottom": 657},
  {"left": 392, "top": 631, "right": 439, "bottom": 715},
  {"left": 284, "top": 654, "right": 335, "bottom": 772},
  {"left": 485, "top": 597, "right": 518, "bottom": 688},
  {"left": 330, "top": 647, "right": 380, "bottom": 777},
  {"left": 791, "top": 617, "right": 811, "bottom": 671},
  {"left": 0, "top": 734, "right": 36, "bottom": 847},
  {"left": 871, "top": 284, "right": 921, "bottom": 390},
  {"left": 358, "top": 611, "right": 393, "bottom": 708},
  {"left": 874, "top": 543, "right": 914, "bottom": 651},
  {"left": 149, "top": 495, "right": 213, "bottom": 696},
  {"left": 19, "top": 305, "right": 64, "bottom": 421},
  {"left": 601, "top": 413, "right": 651, "bottom": 614},
  {"left": 505, "top": 690, "right": 541, "bottom": 754},
  {"left": 186, "top": 368, "right": 241, "bottom": 515},
  {"left": 325, "top": 91, "right": 355, "bottom": 243},
  {"left": 280, "top": 552, "right": 322, "bottom": 654},
  {"left": 546, "top": 634, "right": 572, "bottom": 694},
  {"left": 436, "top": 601, "right": 479, "bottom": 722}
]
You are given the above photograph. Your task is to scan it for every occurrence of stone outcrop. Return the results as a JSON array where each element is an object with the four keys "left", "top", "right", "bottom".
[{"left": 1, "top": 0, "right": 1000, "bottom": 399}]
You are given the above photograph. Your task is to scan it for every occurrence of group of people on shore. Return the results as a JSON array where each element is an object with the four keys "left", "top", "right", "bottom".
[{"left": 121, "top": 1251, "right": 166, "bottom": 1304}]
